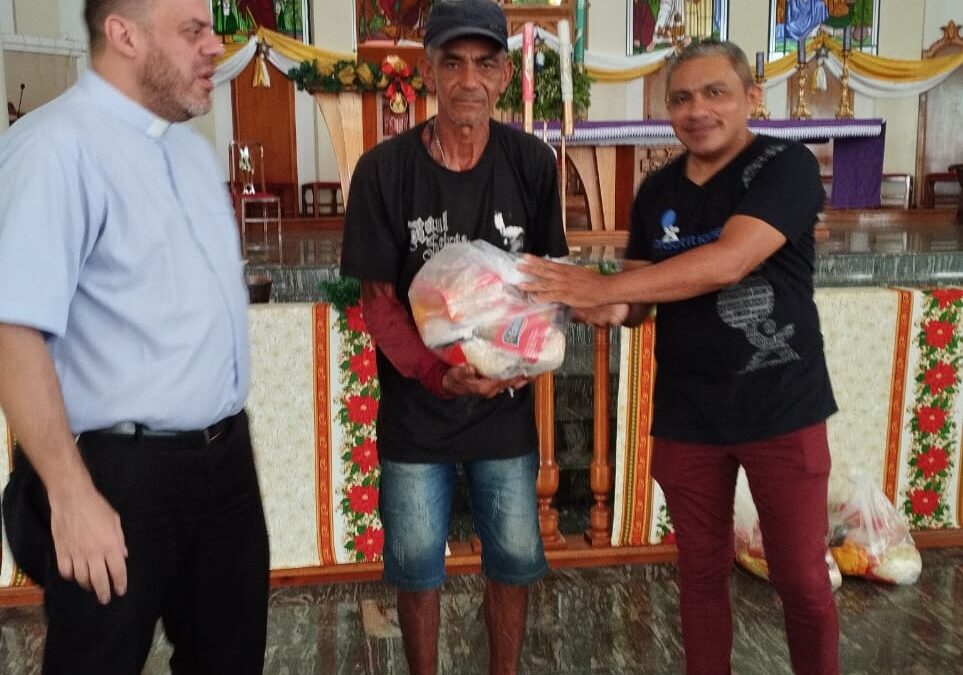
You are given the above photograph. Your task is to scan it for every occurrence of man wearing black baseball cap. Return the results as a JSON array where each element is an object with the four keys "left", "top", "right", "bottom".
[
  {"left": 422, "top": 0, "right": 510, "bottom": 51},
  {"left": 340, "top": 1, "right": 568, "bottom": 674}
]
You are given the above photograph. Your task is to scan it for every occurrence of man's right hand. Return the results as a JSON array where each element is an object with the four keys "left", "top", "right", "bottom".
[
  {"left": 48, "top": 478, "right": 128, "bottom": 605},
  {"left": 442, "top": 364, "right": 527, "bottom": 399}
]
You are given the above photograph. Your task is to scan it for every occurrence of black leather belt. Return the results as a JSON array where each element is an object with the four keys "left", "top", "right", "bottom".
[{"left": 85, "top": 413, "right": 237, "bottom": 446}]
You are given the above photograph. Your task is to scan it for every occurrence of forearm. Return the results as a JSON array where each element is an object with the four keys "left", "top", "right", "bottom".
[
  {"left": 0, "top": 323, "right": 93, "bottom": 497},
  {"left": 359, "top": 282, "right": 451, "bottom": 398}
]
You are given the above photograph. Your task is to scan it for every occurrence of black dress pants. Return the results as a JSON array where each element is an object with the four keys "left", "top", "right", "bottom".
[{"left": 2, "top": 411, "right": 270, "bottom": 675}]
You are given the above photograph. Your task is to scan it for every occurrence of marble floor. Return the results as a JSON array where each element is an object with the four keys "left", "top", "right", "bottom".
[{"left": 1, "top": 547, "right": 961, "bottom": 674}]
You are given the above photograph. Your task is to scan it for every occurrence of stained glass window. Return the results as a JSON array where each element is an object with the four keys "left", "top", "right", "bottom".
[
  {"left": 769, "top": 0, "right": 879, "bottom": 58},
  {"left": 213, "top": 0, "right": 310, "bottom": 43},
  {"left": 628, "top": 0, "right": 729, "bottom": 55}
]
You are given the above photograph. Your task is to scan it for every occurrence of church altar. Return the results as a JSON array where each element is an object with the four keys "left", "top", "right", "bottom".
[
  {"left": 532, "top": 118, "right": 886, "bottom": 230},
  {"left": 3, "top": 286, "right": 962, "bottom": 603}
]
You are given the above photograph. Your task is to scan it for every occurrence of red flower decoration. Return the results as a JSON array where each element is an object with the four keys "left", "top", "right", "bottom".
[
  {"left": 916, "top": 405, "right": 948, "bottom": 435},
  {"left": 661, "top": 532, "right": 676, "bottom": 545},
  {"left": 346, "top": 395, "right": 379, "bottom": 426},
  {"left": 930, "top": 289, "right": 963, "bottom": 309},
  {"left": 348, "top": 485, "right": 379, "bottom": 514},
  {"left": 350, "top": 346, "right": 378, "bottom": 385},
  {"left": 909, "top": 489, "right": 940, "bottom": 517},
  {"left": 346, "top": 304, "right": 367, "bottom": 334},
  {"left": 382, "top": 56, "right": 418, "bottom": 103},
  {"left": 351, "top": 438, "right": 379, "bottom": 474},
  {"left": 923, "top": 320, "right": 954, "bottom": 349},
  {"left": 918, "top": 446, "right": 949, "bottom": 479},
  {"left": 923, "top": 361, "right": 957, "bottom": 394},
  {"left": 354, "top": 526, "right": 385, "bottom": 561}
]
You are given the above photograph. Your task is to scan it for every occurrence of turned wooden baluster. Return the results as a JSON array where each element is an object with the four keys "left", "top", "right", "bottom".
[
  {"left": 534, "top": 372, "right": 566, "bottom": 549},
  {"left": 585, "top": 326, "right": 612, "bottom": 546}
]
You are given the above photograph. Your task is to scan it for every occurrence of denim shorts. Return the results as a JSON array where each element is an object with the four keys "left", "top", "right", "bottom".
[{"left": 378, "top": 452, "right": 548, "bottom": 591}]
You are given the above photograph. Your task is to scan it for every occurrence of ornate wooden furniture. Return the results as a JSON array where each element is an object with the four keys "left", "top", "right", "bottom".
[{"left": 916, "top": 22, "right": 963, "bottom": 208}]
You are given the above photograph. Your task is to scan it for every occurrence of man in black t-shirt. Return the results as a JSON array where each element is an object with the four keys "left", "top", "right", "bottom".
[
  {"left": 521, "top": 42, "right": 839, "bottom": 675},
  {"left": 339, "top": 2, "right": 567, "bottom": 674}
]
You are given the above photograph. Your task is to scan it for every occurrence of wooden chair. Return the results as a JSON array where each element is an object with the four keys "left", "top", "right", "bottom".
[
  {"left": 921, "top": 171, "right": 960, "bottom": 209},
  {"left": 300, "top": 181, "right": 343, "bottom": 217},
  {"left": 229, "top": 140, "right": 282, "bottom": 261}
]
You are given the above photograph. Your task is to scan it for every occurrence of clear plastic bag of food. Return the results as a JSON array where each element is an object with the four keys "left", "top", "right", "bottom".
[
  {"left": 828, "top": 471, "right": 922, "bottom": 585},
  {"left": 408, "top": 240, "right": 568, "bottom": 380},
  {"left": 733, "top": 472, "right": 842, "bottom": 589}
]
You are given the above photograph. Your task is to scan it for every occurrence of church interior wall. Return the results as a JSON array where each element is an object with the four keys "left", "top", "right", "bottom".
[{"left": 1, "top": 1, "right": 961, "bottom": 184}]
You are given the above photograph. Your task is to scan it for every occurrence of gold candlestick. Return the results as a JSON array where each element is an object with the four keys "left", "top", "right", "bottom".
[
  {"left": 791, "top": 62, "right": 812, "bottom": 120},
  {"left": 751, "top": 74, "right": 771, "bottom": 120},
  {"left": 835, "top": 50, "right": 855, "bottom": 119}
]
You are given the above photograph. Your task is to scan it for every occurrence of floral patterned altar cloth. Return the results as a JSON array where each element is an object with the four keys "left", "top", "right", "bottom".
[
  {"left": 612, "top": 287, "right": 963, "bottom": 546},
  {"left": 0, "top": 303, "right": 384, "bottom": 590},
  {"left": 3, "top": 289, "right": 962, "bottom": 590}
]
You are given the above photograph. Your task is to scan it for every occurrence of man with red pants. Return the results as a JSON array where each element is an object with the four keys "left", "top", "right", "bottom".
[{"left": 521, "top": 40, "right": 840, "bottom": 675}]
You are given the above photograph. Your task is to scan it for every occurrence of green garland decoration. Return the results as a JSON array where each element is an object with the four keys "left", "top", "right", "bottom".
[
  {"left": 496, "top": 46, "right": 592, "bottom": 122},
  {"left": 288, "top": 58, "right": 427, "bottom": 97},
  {"left": 319, "top": 277, "right": 361, "bottom": 312}
]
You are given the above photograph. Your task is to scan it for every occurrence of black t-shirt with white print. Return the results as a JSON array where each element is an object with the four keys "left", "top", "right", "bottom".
[
  {"left": 340, "top": 119, "right": 568, "bottom": 463},
  {"left": 626, "top": 135, "right": 837, "bottom": 444}
]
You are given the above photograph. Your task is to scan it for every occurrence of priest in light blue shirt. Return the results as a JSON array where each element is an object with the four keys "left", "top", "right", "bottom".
[{"left": 0, "top": 1, "right": 269, "bottom": 673}]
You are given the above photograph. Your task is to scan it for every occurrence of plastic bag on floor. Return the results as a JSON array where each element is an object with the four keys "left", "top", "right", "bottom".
[
  {"left": 733, "top": 475, "right": 842, "bottom": 590},
  {"left": 828, "top": 471, "right": 922, "bottom": 585},
  {"left": 408, "top": 240, "right": 568, "bottom": 380}
]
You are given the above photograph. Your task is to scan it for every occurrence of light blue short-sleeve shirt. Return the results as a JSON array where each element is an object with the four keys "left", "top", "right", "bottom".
[{"left": 0, "top": 71, "right": 250, "bottom": 433}]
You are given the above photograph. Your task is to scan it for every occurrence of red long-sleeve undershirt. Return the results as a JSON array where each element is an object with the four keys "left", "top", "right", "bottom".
[{"left": 361, "top": 291, "right": 452, "bottom": 399}]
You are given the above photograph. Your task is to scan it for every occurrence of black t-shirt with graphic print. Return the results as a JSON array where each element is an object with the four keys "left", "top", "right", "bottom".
[
  {"left": 626, "top": 135, "right": 837, "bottom": 444},
  {"left": 340, "top": 119, "right": 568, "bottom": 463}
]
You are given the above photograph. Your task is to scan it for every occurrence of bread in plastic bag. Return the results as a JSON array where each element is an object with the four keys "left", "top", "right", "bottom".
[
  {"left": 408, "top": 240, "right": 568, "bottom": 380},
  {"left": 733, "top": 471, "right": 842, "bottom": 589},
  {"left": 828, "top": 471, "right": 922, "bottom": 585}
]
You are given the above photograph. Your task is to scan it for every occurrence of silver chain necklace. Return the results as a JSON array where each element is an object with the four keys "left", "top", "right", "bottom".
[{"left": 431, "top": 119, "right": 450, "bottom": 170}]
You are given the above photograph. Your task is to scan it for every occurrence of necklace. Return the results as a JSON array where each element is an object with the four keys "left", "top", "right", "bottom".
[{"left": 431, "top": 119, "right": 450, "bottom": 170}]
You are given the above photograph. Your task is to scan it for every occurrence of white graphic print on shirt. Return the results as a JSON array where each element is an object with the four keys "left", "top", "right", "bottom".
[
  {"left": 408, "top": 211, "right": 469, "bottom": 261},
  {"left": 716, "top": 274, "right": 800, "bottom": 373}
]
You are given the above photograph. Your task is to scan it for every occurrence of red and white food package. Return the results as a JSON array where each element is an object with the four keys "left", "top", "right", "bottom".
[{"left": 409, "top": 240, "right": 568, "bottom": 380}]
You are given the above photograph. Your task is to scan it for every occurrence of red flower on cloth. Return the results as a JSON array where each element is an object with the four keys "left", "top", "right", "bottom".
[
  {"left": 916, "top": 405, "right": 948, "bottom": 435},
  {"left": 346, "top": 395, "right": 379, "bottom": 426},
  {"left": 931, "top": 289, "right": 963, "bottom": 309},
  {"left": 346, "top": 305, "right": 367, "bottom": 334},
  {"left": 909, "top": 489, "right": 940, "bottom": 517},
  {"left": 923, "top": 361, "right": 957, "bottom": 394},
  {"left": 354, "top": 526, "right": 385, "bottom": 561},
  {"left": 350, "top": 346, "right": 378, "bottom": 385},
  {"left": 351, "top": 438, "right": 379, "bottom": 474},
  {"left": 348, "top": 485, "right": 379, "bottom": 514},
  {"left": 923, "top": 320, "right": 955, "bottom": 349},
  {"left": 918, "top": 446, "right": 949, "bottom": 479}
]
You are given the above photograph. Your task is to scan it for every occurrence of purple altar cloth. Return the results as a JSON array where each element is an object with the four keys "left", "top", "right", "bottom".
[{"left": 525, "top": 119, "right": 886, "bottom": 209}]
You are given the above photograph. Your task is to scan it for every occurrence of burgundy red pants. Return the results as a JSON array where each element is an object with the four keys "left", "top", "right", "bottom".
[{"left": 652, "top": 422, "right": 840, "bottom": 675}]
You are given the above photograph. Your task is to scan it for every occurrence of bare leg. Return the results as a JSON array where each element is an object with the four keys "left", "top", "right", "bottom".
[
  {"left": 397, "top": 589, "right": 441, "bottom": 675},
  {"left": 484, "top": 580, "right": 529, "bottom": 675}
]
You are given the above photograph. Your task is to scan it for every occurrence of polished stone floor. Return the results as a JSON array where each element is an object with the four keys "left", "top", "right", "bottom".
[{"left": 1, "top": 547, "right": 961, "bottom": 674}]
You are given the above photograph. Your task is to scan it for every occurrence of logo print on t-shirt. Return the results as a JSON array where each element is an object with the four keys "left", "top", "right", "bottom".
[
  {"left": 716, "top": 275, "right": 800, "bottom": 373},
  {"left": 494, "top": 212, "right": 524, "bottom": 252},
  {"left": 659, "top": 209, "right": 680, "bottom": 243},
  {"left": 408, "top": 211, "right": 469, "bottom": 261}
]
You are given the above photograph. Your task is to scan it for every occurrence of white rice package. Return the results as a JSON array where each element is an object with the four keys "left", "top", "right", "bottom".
[{"left": 408, "top": 240, "right": 568, "bottom": 380}]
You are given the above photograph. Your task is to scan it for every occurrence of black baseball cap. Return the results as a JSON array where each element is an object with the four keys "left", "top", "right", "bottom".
[{"left": 423, "top": 0, "right": 509, "bottom": 51}]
